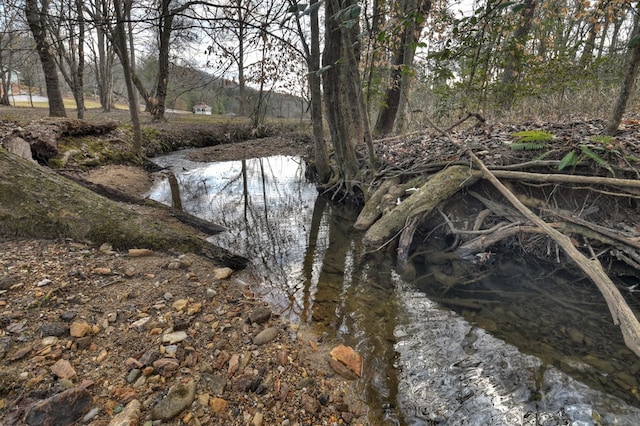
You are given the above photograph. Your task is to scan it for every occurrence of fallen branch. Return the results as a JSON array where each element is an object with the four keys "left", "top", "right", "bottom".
[{"left": 480, "top": 169, "right": 640, "bottom": 190}]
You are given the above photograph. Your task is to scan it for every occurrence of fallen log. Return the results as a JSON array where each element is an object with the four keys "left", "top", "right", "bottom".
[
  {"left": 363, "top": 165, "right": 480, "bottom": 250},
  {"left": 16, "top": 117, "right": 119, "bottom": 161},
  {"left": 0, "top": 149, "right": 247, "bottom": 269}
]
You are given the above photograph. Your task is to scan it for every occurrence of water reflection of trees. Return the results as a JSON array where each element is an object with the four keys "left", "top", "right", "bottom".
[{"left": 151, "top": 155, "right": 403, "bottom": 422}]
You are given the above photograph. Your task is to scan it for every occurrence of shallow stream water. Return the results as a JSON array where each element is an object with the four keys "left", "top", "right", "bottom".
[{"left": 150, "top": 151, "right": 640, "bottom": 425}]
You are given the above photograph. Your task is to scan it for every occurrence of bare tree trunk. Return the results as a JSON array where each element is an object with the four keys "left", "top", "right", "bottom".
[
  {"left": 91, "top": 0, "right": 114, "bottom": 112},
  {"left": 500, "top": 0, "right": 537, "bottom": 109},
  {"left": 309, "top": 0, "right": 330, "bottom": 183},
  {"left": 606, "top": 6, "right": 640, "bottom": 135},
  {"left": 374, "top": 0, "right": 430, "bottom": 136},
  {"left": 25, "top": 0, "right": 67, "bottom": 118},
  {"left": 323, "top": 0, "right": 363, "bottom": 190},
  {"left": 112, "top": 0, "right": 142, "bottom": 152},
  {"left": 151, "top": 0, "right": 174, "bottom": 122}
]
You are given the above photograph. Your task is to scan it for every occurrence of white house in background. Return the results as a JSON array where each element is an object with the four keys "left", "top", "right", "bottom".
[{"left": 193, "top": 102, "right": 212, "bottom": 115}]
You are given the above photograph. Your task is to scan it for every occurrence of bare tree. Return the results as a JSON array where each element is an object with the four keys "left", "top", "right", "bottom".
[
  {"left": 0, "top": 0, "right": 22, "bottom": 106},
  {"left": 287, "top": 0, "right": 330, "bottom": 183},
  {"left": 49, "top": 0, "right": 86, "bottom": 118},
  {"left": 86, "top": 0, "right": 116, "bottom": 111},
  {"left": 112, "top": 0, "right": 142, "bottom": 150},
  {"left": 374, "top": 0, "right": 431, "bottom": 136},
  {"left": 323, "top": 0, "right": 366, "bottom": 192},
  {"left": 24, "top": 0, "right": 67, "bottom": 117}
]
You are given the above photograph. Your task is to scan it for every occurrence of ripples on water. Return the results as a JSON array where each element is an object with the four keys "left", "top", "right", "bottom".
[{"left": 150, "top": 152, "right": 640, "bottom": 425}]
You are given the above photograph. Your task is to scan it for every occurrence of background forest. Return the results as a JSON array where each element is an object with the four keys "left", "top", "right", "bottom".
[{"left": 1, "top": 0, "right": 637, "bottom": 131}]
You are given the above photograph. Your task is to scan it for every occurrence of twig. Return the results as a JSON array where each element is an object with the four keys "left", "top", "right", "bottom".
[{"left": 444, "top": 111, "right": 486, "bottom": 132}]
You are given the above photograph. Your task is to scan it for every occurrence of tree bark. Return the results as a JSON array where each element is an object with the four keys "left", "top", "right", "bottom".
[
  {"left": 0, "top": 149, "right": 247, "bottom": 269},
  {"left": 323, "top": 0, "right": 364, "bottom": 190},
  {"left": 24, "top": 0, "right": 67, "bottom": 118}
]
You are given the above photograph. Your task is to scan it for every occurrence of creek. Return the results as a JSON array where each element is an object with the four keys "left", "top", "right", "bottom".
[{"left": 149, "top": 151, "right": 640, "bottom": 425}]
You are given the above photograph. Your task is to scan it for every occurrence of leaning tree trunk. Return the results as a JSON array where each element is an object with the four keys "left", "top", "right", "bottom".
[{"left": 0, "top": 149, "right": 247, "bottom": 269}]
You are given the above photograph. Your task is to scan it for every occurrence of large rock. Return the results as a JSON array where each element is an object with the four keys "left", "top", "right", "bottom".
[
  {"left": 2, "top": 137, "right": 35, "bottom": 162},
  {"left": 329, "top": 345, "right": 362, "bottom": 378},
  {"left": 25, "top": 387, "right": 92, "bottom": 425},
  {"left": 151, "top": 380, "right": 196, "bottom": 420},
  {"left": 253, "top": 327, "right": 279, "bottom": 345},
  {"left": 107, "top": 399, "right": 140, "bottom": 426}
]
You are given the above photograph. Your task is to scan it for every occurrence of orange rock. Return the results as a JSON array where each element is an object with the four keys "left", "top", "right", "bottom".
[
  {"left": 209, "top": 397, "right": 228, "bottom": 413},
  {"left": 69, "top": 321, "right": 92, "bottom": 338},
  {"left": 51, "top": 359, "right": 77, "bottom": 380},
  {"left": 329, "top": 345, "right": 362, "bottom": 378}
]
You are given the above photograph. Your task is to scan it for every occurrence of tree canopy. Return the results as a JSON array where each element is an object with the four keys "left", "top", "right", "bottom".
[{"left": 2, "top": 0, "right": 640, "bottom": 187}]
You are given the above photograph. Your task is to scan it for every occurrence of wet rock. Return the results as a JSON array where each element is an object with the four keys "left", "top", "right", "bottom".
[
  {"left": 151, "top": 380, "right": 196, "bottom": 421},
  {"left": 329, "top": 345, "right": 362, "bottom": 378},
  {"left": 39, "top": 322, "right": 69, "bottom": 337},
  {"left": 25, "top": 387, "right": 92, "bottom": 425},
  {"left": 51, "top": 359, "right": 77, "bottom": 380},
  {"left": 254, "top": 327, "right": 279, "bottom": 345},
  {"left": 213, "top": 267, "right": 233, "bottom": 280},
  {"left": 248, "top": 307, "right": 272, "bottom": 324},
  {"left": 583, "top": 354, "right": 615, "bottom": 374},
  {"left": 568, "top": 328, "right": 584, "bottom": 344},
  {"left": 329, "top": 357, "right": 358, "bottom": 380},
  {"left": 107, "top": 399, "right": 140, "bottom": 426}
]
